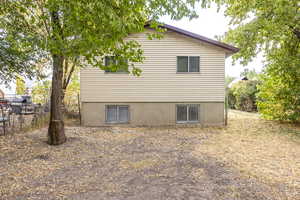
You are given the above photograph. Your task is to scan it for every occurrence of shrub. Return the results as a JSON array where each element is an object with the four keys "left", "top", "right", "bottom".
[
  {"left": 229, "top": 80, "right": 259, "bottom": 112},
  {"left": 257, "top": 69, "right": 300, "bottom": 122}
]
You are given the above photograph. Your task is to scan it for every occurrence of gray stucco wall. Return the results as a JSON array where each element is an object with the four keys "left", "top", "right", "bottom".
[{"left": 81, "top": 102, "right": 224, "bottom": 127}]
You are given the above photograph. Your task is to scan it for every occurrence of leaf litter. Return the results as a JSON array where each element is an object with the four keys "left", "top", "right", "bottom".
[{"left": 0, "top": 111, "right": 299, "bottom": 200}]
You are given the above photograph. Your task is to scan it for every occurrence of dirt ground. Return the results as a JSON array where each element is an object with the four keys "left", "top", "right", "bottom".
[{"left": 0, "top": 111, "right": 299, "bottom": 200}]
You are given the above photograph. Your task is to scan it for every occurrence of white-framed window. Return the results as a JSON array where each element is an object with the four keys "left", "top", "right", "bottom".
[
  {"left": 105, "top": 105, "right": 129, "bottom": 123},
  {"left": 104, "top": 56, "right": 128, "bottom": 73},
  {"left": 177, "top": 56, "right": 200, "bottom": 72},
  {"left": 176, "top": 104, "right": 199, "bottom": 123}
]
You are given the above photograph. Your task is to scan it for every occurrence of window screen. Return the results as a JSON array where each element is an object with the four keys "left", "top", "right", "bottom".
[
  {"left": 177, "top": 105, "right": 188, "bottom": 121},
  {"left": 118, "top": 106, "right": 129, "bottom": 122},
  {"left": 106, "top": 105, "right": 129, "bottom": 123},
  {"left": 106, "top": 105, "right": 118, "bottom": 122},
  {"left": 177, "top": 56, "right": 188, "bottom": 72},
  {"left": 188, "top": 105, "right": 199, "bottom": 121},
  {"left": 189, "top": 56, "right": 199, "bottom": 72},
  {"left": 176, "top": 104, "right": 199, "bottom": 123}
]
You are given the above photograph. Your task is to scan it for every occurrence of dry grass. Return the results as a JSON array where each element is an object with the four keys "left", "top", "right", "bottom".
[
  {"left": 194, "top": 110, "right": 300, "bottom": 200},
  {"left": 0, "top": 110, "right": 299, "bottom": 199}
]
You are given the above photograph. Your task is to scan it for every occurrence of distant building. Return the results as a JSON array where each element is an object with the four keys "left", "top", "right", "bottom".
[{"left": 241, "top": 76, "right": 248, "bottom": 81}]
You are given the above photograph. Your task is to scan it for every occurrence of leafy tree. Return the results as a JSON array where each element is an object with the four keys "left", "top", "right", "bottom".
[
  {"left": 32, "top": 70, "right": 79, "bottom": 112},
  {"left": 225, "top": 75, "right": 235, "bottom": 110},
  {"left": 32, "top": 80, "right": 51, "bottom": 105},
  {"left": 257, "top": 44, "right": 300, "bottom": 121},
  {"left": 1, "top": 0, "right": 200, "bottom": 145},
  {"left": 230, "top": 80, "right": 259, "bottom": 112},
  {"left": 203, "top": 0, "right": 300, "bottom": 122},
  {"left": 0, "top": 30, "right": 45, "bottom": 84},
  {"left": 15, "top": 76, "right": 25, "bottom": 95},
  {"left": 64, "top": 69, "right": 80, "bottom": 112},
  {"left": 225, "top": 75, "right": 235, "bottom": 88},
  {"left": 227, "top": 88, "right": 236, "bottom": 109},
  {"left": 240, "top": 68, "right": 259, "bottom": 80},
  {"left": 62, "top": 57, "right": 78, "bottom": 103}
]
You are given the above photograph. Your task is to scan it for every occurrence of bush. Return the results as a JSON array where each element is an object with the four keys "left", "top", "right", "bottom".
[
  {"left": 256, "top": 44, "right": 300, "bottom": 123},
  {"left": 228, "top": 80, "right": 259, "bottom": 112},
  {"left": 257, "top": 71, "right": 300, "bottom": 122}
]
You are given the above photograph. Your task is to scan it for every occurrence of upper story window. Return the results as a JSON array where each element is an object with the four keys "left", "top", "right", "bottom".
[
  {"left": 177, "top": 56, "right": 200, "bottom": 72},
  {"left": 104, "top": 56, "right": 128, "bottom": 73}
]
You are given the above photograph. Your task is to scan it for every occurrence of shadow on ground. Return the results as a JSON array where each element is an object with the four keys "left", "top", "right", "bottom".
[{"left": 1, "top": 121, "right": 289, "bottom": 200}]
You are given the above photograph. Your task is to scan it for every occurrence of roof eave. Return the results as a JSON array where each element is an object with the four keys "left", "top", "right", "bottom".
[{"left": 144, "top": 23, "right": 240, "bottom": 55}]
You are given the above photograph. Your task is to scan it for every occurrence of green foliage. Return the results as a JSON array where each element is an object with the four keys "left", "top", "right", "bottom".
[
  {"left": 225, "top": 75, "right": 235, "bottom": 88},
  {"left": 210, "top": 0, "right": 299, "bottom": 64},
  {"left": 240, "top": 68, "right": 259, "bottom": 80},
  {"left": 32, "top": 70, "right": 79, "bottom": 109},
  {"left": 32, "top": 73, "right": 79, "bottom": 110},
  {"left": 15, "top": 76, "right": 25, "bottom": 95},
  {"left": 32, "top": 80, "right": 51, "bottom": 104},
  {"left": 0, "top": 0, "right": 200, "bottom": 75},
  {"left": 204, "top": 0, "right": 300, "bottom": 122},
  {"left": 1, "top": 0, "right": 202, "bottom": 142},
  {"left": 227, "top": 88, "right": 236, "bottom": 110},
  {"left": 64, "top": 70, "right": 80, "bottom": 112},
  {"left": 229, "top": 80, "right": 259, "bottom": 112},
  {"left": 257, "top": 39, "right": 300, "bottom": 122},
  {"left": 0, "top": 31, "right": 45, "bottom": 84}
]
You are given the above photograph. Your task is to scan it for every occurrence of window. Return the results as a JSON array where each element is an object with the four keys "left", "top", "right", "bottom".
[
  {"left": 106, "top": 105, "right": 129, "bottom": 123},
  {"left": 104, "top": 56, "right": 128, "bottom": 73},
  {"left": 105, "top": 56, "right": 117, "bottom": 66},
  {"left": 176, "top": 104, "right": 199, "bottom": 123},
  {"left": 177, "top": 56, "right": 200, "bottom": 72}
]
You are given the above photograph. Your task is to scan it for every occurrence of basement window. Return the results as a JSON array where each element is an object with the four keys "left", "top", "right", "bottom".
[
  {"left": 177, "top": 56, "right": 200, "bottom": 72},
  {"left": 106, "top": 105, "right": 129, "bottom": 123},
  {"left": 176, "top": 104, "right": 199, "bottom": 123}
]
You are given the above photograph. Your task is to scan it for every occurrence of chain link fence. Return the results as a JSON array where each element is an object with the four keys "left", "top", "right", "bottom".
[
  {"left": 0, "top": 103, "right": 49, "bottom": 135},
  {"left": 0, "top": 93, "right": 81, "bottom": 136}
]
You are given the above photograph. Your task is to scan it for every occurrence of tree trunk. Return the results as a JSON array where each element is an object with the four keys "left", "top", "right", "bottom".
[
  {"left": 48, "top": 54, "right": 66, "bottom": 145},
  {"left": 61, "top": 57, "right": 77, "bottom": 114},
  {"left": 61, "top": 89, "right": 67, "bottom": 114}
]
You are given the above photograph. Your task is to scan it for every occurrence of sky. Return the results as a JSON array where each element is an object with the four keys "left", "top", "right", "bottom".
[
  {"left": 160, "top": 5, "right": 264, "bottom": 78},
  {"left": 1, "top": 4, "right": 264, "bottom": 94}
]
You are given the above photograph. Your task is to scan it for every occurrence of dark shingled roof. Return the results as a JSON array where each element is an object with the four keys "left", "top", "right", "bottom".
[{"left": 145, "top": 23, "right": 239, "bottom": 55}]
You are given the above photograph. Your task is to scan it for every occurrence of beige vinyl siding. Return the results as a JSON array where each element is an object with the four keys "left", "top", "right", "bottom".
[{"left": 80, "top": 30, "right": 226, "bottom": 102}]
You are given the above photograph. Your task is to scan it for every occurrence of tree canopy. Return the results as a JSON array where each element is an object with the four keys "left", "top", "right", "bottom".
[
  {"left": 15, "top": 76, "right": 26, "bottom": 95},
  {"left": 0, "top": 30, "right": 44, "bottom": 84},
  {"left": 1, "top": 0, "right": 200, "bottom": 74},
  {"left": 3, "top": 0, "right": 298, "bottom": 143},
  {"left": 32, "top": 80, "right": 51, "bottom": 104},
  {"left": 1, "top": 0, "right": 202, "bottom": 144},
  {"left": 240, "top": 68, "right": 259, "bottom": 80},
  {"left": 204, "top": 0, "right": 300, "bottom": 122}
]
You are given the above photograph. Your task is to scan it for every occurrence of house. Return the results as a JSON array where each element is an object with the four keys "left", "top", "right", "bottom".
[{"left": 80, "top": 24, "right": 239, "bottom": 126}]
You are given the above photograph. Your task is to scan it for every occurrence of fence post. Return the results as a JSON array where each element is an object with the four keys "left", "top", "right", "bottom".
[
  {"left": 77, "top": 94, "right": 81, "bottom": 125},
  {"left": 225, "top": 88, "right": 228, "bottom": 126}
]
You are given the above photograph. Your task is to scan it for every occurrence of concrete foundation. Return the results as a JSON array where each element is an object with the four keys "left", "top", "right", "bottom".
[{"left": 81, "top": 102, "right": 224, "bottom": 127}]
